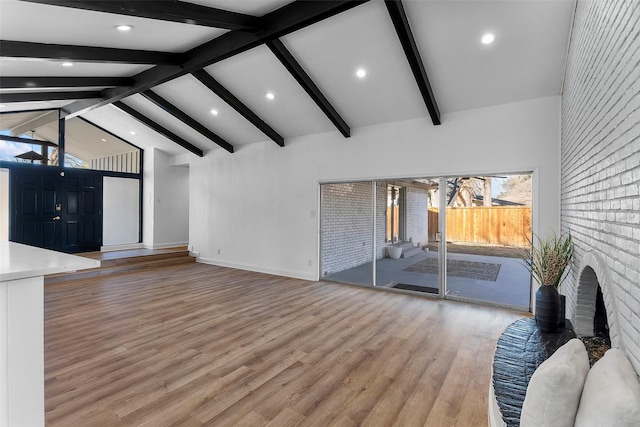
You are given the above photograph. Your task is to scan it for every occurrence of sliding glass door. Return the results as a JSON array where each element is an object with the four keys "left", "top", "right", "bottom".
[
  {"left": 320, "top": 178, "right": 443, "bottom": 296},
  {"left": 320, "top": 174, "right": 532, "bottom": 311},
  {"left": 441, "top": 175, "right": 532, "bottom": 310},
  {"left": 375, "top": 178, "right": 440, "bottom": 294}
]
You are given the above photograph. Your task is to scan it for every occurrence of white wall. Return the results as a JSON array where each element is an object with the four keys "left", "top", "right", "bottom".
[
  {"left": 190, "top": 96, "right": 561, "bottom": 281},
  {"left": 0, "top": 169, "right": 8, "bottom": 241},
  {"left": 103, "top": 177, "right": 139, "bottom": 247},
  {"left": 144, "top": 148, "right": 189, "bottom": 249}
]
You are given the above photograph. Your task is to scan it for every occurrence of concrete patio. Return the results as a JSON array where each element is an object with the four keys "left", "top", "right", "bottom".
[{"left": 324, "top": 248, "right": 531, "bottom": 311}]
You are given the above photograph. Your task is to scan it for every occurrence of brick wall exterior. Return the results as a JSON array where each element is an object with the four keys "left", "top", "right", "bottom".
[
  {"left": 320, "top": 182, "right": 387, "bottom": 276},
  {"left": 561, "top": 0, "right": 640, "bottom": 371},
  {"left": 405, "top": 187, "right": 429, "bottom": 247},
  {"left": 375, "top": 182, "right": 387, "bottom": 258}
]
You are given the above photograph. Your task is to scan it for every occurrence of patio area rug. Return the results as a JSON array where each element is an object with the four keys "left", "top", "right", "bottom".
[{"left": 403, "top": 257, "right": 501, "bottom": 282}]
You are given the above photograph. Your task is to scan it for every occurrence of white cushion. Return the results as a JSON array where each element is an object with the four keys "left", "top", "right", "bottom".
[
  {"left": 574, "top": 348, "right": 640, "bottom": 427},
  {"left": 520, "top": 338, "right": 590, "bottom": 427}
]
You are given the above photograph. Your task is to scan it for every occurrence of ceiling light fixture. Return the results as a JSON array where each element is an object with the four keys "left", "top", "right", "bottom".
[
  {"left": 61, "top": 62, "right": 74, "bottom": 67},
  {"left": 265, "top": 92, "right": 276, "bottom": 101},
  {"left": 481, "top": 33, "right": 495, "bottom": 44},
  {"left": 130, "top": 131, "right": 136, "bottom": 135},
  {"left": 210, "top": 109, "right": 219, "bottom": 116},
  {"left": 355, "top": 68, "right": 367, "bottom": 78},
  {"left": 114, "top": 24, "right": 134, "bottom": 32},
  {"left": 101, "top": 138, "right": 107, "bottom": 142}
]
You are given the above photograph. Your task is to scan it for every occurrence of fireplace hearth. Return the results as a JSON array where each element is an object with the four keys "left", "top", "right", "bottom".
[
  {"left": 573, "top": 252, "right": 620, "bottom": 348},
  {"left": 593, "top": 285, "right": 610, "bottom": 343}
]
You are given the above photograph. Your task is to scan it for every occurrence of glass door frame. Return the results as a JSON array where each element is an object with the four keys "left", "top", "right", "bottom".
[
  {"left": 437, "top": 177, "right": 447, "bottom": 298},
  {"left": 319, "top": 178, "right": 444, "bottom": 297},
  {"left": 320, "top": 175, "right": 532, "bottom": 311}
]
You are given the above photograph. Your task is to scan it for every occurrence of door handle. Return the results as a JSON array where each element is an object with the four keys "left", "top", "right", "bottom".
[{"left": 53, "top": 216, "right": 61, "bottom": 221}]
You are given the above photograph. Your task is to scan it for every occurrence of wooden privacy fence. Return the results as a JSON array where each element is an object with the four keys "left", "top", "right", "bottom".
[{"left": 428, "top": 206, "right": 532, "bottom": 247}]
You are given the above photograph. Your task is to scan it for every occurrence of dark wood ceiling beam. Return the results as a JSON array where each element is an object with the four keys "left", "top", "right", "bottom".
[
  {"left": 112, "top": 101, "right": 203, "bottom": 157},
  {"left": 0, "top": 40, "right": 181, "bottom": 65},
  {"left": 0, "top": 134, "right": 57, "bottom": 147},
  {"left": 0, "top": 76, "right": 135, "bottom": 89},
  {"left": 267, "top": 39, "right": 350, "bottom": 138},
  {"left": 58, "top": 1, "right": 370, "bottom": 117},
  {"left": 384, "top": 0, "right": 441, "bottom": 125},
  {"left": 141, "top": 90, "right": 234, "bottom": 153},
  {"left": 192, "top": 70, "right": 284, "bottom": 147},
  {"left": 183, "top": 0, "right": 370, "bottom": 70},
  {"left": 20, "top": 0, "right": 265, "bottom": 32},
  {"left": 0, "top": 91, "right": 102, "bottom": 103}
]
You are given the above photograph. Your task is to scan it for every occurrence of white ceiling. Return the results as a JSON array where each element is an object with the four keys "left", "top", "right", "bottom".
[
  {"left": 0, "top": 0, "right": 576, "bottom": 159},
  {"left": 0, "top": 0, "right": 226, "bottom": 50},
  {"left": 281, "top": 1, "right": 427, "bottom": 129}
]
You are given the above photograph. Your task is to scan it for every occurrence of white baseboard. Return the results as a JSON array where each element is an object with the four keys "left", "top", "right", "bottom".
[{"left": 197, "top": 257, "right": 317, "bottom": 282}]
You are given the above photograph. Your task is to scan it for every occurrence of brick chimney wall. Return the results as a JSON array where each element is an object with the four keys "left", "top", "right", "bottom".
[{"left": 561, "top": 0, "right": 640, "bottom": 372}]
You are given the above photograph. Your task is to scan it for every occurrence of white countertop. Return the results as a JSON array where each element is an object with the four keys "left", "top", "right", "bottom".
[{"left": 0, "top": 241, "right": 100, "bottom": 282}]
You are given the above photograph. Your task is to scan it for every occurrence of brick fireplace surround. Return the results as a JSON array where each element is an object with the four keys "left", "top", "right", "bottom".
[
  {"left": 560, "top": 0, "right": 639, "bottom": 373},
  {"left": 573, "top": 252, "right": 620, "bottom": 340}
]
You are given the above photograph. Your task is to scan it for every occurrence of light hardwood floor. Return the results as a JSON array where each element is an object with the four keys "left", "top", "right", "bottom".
[{"left": 44, "top": 262, "right": 525, "bottom": 426}]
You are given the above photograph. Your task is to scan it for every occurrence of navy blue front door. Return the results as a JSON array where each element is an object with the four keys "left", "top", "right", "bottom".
[
  {"left": 11, "top": 168, "right": 61, "bottom": 250},
  {"left": 60, "top": 173, "right": 102, "bottom": 253},
  {"left": 10, "top": 166, "right": 102, "bottom": 253}
]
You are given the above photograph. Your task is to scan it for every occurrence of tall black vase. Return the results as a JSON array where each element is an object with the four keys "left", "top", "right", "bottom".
[{"left": 535, "top": 285, "right": 560, "bottom": 332}]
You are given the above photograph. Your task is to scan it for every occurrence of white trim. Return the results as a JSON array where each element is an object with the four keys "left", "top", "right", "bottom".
[
  {"left": 0, "top": 281, "right": 8, "bottom": 427},
  {"left": 143, "top": 241, "right": 188, "bottom": 250},
  {"left": 197, "top": 257, "right": 316, "bottom": 282}
]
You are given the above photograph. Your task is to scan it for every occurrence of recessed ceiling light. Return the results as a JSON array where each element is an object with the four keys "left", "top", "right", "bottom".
[
  {"left": 481, "top": 33, "right": 495, "bottom": 44},
  {"left": 210, "top": 109, "right": 219, "bottom": 116},
  {"left": 101, "top": 138, "right": 107, "bottom": 142},
  {"left": 130, "top": 131, "right": 136, "bottom": 135},
  {"left": 114, "top": 24, "right": 134, "bottom": 32},
  {"left": 355, "top": 68, "right": 367, "bottom": 78},
  {"left": 265, "top": 92, "right": 276, "bottom": 101},
  {"left": 61, "top": 62, "right": 74, "bottom": 67}
]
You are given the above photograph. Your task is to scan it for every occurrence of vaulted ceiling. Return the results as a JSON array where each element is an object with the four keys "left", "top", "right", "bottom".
[{"left": 0, "top": 0, "right": 575, "bottom": 159}]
